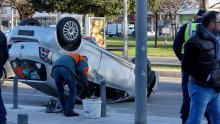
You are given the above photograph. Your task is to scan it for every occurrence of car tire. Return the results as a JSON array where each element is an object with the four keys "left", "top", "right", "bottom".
[
  {"left": 19, "top": 18, "right": 41, "bottom": 26},
  {"left": 131, "top": 57, "right": 154, "bottom": 97},
  {"left": 131, "top": 31, "right": 135, "bottom": 38},
  {"left": 56, "top": 17, "right": 81, "bottom": 46},
  {"left": 0, "top": 71, "right": 5, "bottom": 86}
]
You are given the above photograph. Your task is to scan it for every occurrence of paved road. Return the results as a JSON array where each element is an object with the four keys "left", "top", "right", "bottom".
[
  {"left": 128, "top": 57, "right": 180, "bottom": 66},
  {"left": 148, "top": 57, "right": 180, "bottom": 66}
]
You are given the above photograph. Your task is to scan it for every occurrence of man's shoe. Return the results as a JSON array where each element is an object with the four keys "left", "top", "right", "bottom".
[{"left": 64, "top": 111, "right": 79, "bottom": 117}]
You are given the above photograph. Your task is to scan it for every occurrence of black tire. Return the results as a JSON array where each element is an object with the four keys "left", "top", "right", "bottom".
[
  {"left": 19, "top": 18, "right": 41, "bottom": 26},
  {"left": 56, "top": 17, "right": 81, "bottom": 46},
  {"left": 131, "top": 57, "right": 153, "bottom": 97},
  {"left": 131, "top": 31, "right": 135, "bottom": 38},
  {"left": 147, "top": 72, "right": 156, "bottom": 97},
  {"left": 0, "top": 71, "right": 5, "bottom": 86}
]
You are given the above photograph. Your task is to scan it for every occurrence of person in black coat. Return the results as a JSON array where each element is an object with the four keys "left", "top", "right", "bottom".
[
  {"left": 182, "top": 11, "right": 220, "bottom": 124},
  {"left": 0, "top": 30, "right": 9, "bottom": 124},
  {"left": 173, "top": 9, "right": 211, "bottom": 124}
]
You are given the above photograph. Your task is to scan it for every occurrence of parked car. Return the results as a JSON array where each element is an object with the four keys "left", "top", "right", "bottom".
[
  {"left": 127, "top": 24, "right": 135, "bottom": 37},
  {"left": 3, "top": 29, "right": 12, "bottom": 39},
  {"left": 8, "top": 17, "right": 158, "bottom": 102}
]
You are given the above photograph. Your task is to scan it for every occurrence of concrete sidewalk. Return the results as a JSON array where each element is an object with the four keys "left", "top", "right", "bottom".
[
  {"left": 5, "top": 104, "right": 184, "bottom": 124},
  {"left": 5, "top": 104, "right": 208, "bottom": 124}
]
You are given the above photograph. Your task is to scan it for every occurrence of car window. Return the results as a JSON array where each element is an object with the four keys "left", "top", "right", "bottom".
[
  {"left": 83, "top": 37, "right": 98, "bottom": 45},
  {"left": 11, "top": 59, "right": 47, "bottom": 81}
]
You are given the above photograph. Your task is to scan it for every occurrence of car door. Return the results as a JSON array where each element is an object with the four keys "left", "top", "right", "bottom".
[
  {"left": 76, "top": 41, "right": 102, "bottom": 82},
  {"left": 98, "top": 52, "right": 135, "bottom": 92}
]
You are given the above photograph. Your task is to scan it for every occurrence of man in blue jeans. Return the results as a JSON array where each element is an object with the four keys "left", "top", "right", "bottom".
[
  {"left": 182, "top": 11, "right": 220, "bottom": 124},
  {"left": 173, "top": 9, "right": 210, "bottom": 124},
  {"left": 52, "top": 53, "right": 89, "bottom": 117},
  {"left": 0, "top": 30, "right": 9, "bottom": 124}
]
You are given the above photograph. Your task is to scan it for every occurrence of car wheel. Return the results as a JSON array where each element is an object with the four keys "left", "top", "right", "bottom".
[
  {"left": 131, "top": 31, "right": 135, "bottom": 38},
  {"left": 0, "top": 71, "right": 5, "bottom": 86},
  {"left": 19, "top": 18, "right": 41, "bottom": 26},
  {"left": 147, "top": 73, "right": 156, "bottom": 97},
  {"left": 56, "top": 17, "right": 81, "bottom": 46},
  {"left": 131, "top": 57, "right": 153, "bottom": 97}
]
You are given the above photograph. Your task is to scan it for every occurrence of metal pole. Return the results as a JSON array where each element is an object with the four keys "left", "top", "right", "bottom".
[
  {"left": 100, "top": 77, "right": 106, "bottom": 117},
  {"left": 15, "top": 10, "right": 18, "bottom": 26},
  {"left": 18, "top": 114, "right": 28, "bottom": 124},
  {"left": 123, "top": 0, "right": 128, "bottom": 59},
  {"left": 56, "top": 12, "right": 61, "bottom": 23},
  {"left": 135, "top": 0, "right": 147, "bottom": 123},
  {"left": 13, "top": 76, "right": 18, "bottom": 109},
  {"left": 11, "top": 8, "right": 14, "bottom": 29}
]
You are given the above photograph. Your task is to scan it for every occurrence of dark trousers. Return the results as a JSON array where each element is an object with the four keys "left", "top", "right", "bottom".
[
  {"left": 181, "top": 71, "right": 210, "bottom": 123},
  {"left": 53, "top": 67, "right": 76, "bottom": 113},
  {"left": 180, "top": 71, "right": 190, "bottom": 122},
  {"left": 0, "top": 87, "right": 6, "bottom": 123}
]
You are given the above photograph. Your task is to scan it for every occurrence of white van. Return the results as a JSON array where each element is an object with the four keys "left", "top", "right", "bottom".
[{"left": 107, "top": 24, "right": 122, "bottom": 37}]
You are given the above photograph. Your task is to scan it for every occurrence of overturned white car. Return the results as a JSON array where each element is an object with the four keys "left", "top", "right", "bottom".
[{"left": 8, "top": 17, "right": 158, "bottom": 102}]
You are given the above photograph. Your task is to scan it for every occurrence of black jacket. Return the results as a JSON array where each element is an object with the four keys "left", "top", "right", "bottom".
[
  {"left": 0, "top": 31, "right": 9, "bottom": 77},
  {"left": 173, "top": 19, "right": 202, "bottom": 61},
  {"left": 182, "top": 25, "right": 220, "bottom": 90}
]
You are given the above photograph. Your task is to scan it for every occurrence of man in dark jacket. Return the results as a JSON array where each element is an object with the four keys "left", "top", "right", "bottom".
[
  {"left": 52, "top": 53, "right": 89, "bottom": 117},
  {"left": 182, "top": 11, "right": 220, "bottom": 124},
  {"left": 0, "top": 30, "right": 9, "bottom": 124},
  {"left": 173, "top": 9, "right": 210, "bottom": 124}
]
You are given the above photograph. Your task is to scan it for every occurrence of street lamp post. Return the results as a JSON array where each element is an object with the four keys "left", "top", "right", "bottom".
[
  {"left": 123, "top": 0, "right": 128, "bottom": 59},
  {"left": 11, "top": 7, "right": 14, "bottom": 29},
  {"left": 135, "top": 0, "right": 148, "bottom": 123}
]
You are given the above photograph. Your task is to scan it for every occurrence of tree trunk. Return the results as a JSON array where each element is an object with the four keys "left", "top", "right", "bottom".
[
  {"left": 18, "top": 11, "right": 23, "bottom": 21},
  {"left": 202, "top": 0, "right": 209, "bottom": 11},
  {"left": 154, "top": 11, "right": 158, "bottom": 48}
]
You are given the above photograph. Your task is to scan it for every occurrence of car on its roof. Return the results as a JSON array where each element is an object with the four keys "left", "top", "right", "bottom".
[{"left": 8, "top": 17, "right": 158, "bottom": 102}]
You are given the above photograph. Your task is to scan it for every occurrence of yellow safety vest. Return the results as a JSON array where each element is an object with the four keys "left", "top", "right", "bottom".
[
  {"left": 182, "top": 22, "right": 200, "bottom": 53},
  {"left": 184, "top": 22, "right": 199, "bottom": 42}
]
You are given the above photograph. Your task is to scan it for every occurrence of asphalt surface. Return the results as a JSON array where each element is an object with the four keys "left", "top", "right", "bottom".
[{"left": 148, "top": 57, "right": 181, "bottom": 78}]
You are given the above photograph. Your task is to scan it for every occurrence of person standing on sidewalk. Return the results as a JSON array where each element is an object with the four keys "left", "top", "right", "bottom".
[
  {"left": 173, "top": 9, "right": 211, "bottom": 124},
  {"left": 182, "top": 10, "right": 220, "bottom": 124},
  {"left": 0, "top": 30, "right": 9, "bottom": 124},
  {"left": 52, "top": 53, "right": 89, "bottom": 117}
]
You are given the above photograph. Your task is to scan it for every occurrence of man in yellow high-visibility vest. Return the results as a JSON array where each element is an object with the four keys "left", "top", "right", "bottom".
[{"left": 173, "top": 9, "right": 210, "bottom": 124}]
